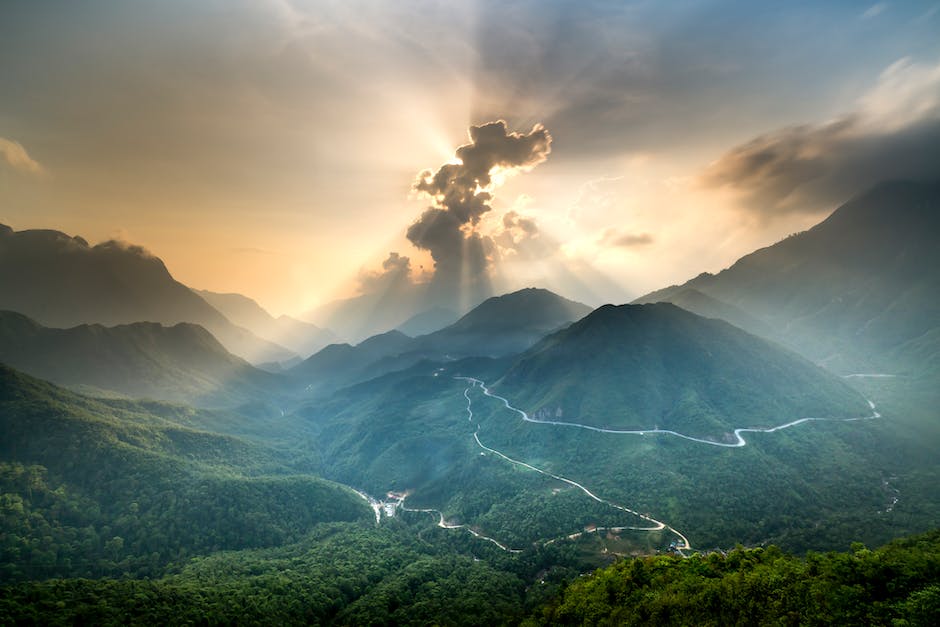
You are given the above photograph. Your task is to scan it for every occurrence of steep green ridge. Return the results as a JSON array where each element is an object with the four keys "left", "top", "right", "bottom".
[
  {"left": 0, "top": 365, "right": 369, "bottom": 581},
  {"left": 526, "top": 530, "right": 940, "bottom": 626},
  {"left": 0, "top": 225, "right": 294, "bottom": 363},
  {"left": 636, "top": 180, "right": 940, "bottom": 373},
  {"left": 495, "top": 303, "right": 868, "bottom": 438},
  {"left": 0, "top": 310, "right": 284, "bottom": 406}
]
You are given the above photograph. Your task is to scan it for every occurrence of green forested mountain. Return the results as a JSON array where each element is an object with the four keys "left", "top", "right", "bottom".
[
  {"left": 0, "top": 310, "right": 285, "bottom": 406},
  {"left": 495, "top": 302, "right": 868, "bottom": 437},
  {"left": 635, "top": 180, "right": 940, "bottom": 374},
  {"left": 0, "top": 365, "right": 369, "bottom": 581},
  {"left": 0, "top": 225, "right": 295, "bottom": 364}
]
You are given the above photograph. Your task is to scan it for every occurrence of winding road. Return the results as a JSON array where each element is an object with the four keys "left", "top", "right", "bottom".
[
  {"left": 458, "top": 377, "right": 691, "bottom": 551},
  {"left": 466, "top": 377, "right": 879, "bottom": 448},
  {"left": 399, "top": 498, "right": 523, "bottom": 553},
  {"left": 349, "top": 373, "right": 881, "bottom": 556}
]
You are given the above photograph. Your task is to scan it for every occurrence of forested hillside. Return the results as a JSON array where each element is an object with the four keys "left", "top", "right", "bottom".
[
  {"left": 526, "top": 529, "right": 940, "bottom": 626},
  {"left": 0, "top": 366, "right": 369, "bottom": 581}
]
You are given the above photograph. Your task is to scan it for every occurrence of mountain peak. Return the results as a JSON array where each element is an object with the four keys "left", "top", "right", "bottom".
[
  {"left": 496, "top": 302, "right": 868, "bottom": 438},
  {"left": 445, "top": 287, "right": 591, "bottom": 334}
]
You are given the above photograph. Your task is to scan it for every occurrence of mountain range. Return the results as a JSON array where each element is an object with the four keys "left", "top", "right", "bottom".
[
  {"left": 0, "top": 225, "right": 295, "bottom": 364},
  {"left": 195, "top": 289, "right": 337, "bottom": 359},
  {"left": 0, "top": 310, "right": 282, "bottom": 406},
  {"left": 290, "top": 288, "right": 591, "bottom": 392},
  {"left": 635, "top": 180, "right": 940, "bottom": 375},
  {"left": 0, "top": 179, "right": 938, "bottom": 623}
]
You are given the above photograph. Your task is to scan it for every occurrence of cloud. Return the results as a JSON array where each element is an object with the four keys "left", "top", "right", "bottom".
[
  {"left": 701, "top": 57, "right": 940, "bottom": 214},
  {"left": 861, "top": 3, "right": 887, "bottom": 19},
  {"left": 0, "top": 137, "right": 44, "bottom": 175},
  {"left": 406, "top": 120, "right": 551, "bottom": 300},
  {"left": 600, "top": 228, "right": 653, "bottom": 248},
  {"left": 356, "top": 251, "right": 413, "bottom": 294},
  {"left": 493, "top": 209, "right": 556, "bottom": 260}
]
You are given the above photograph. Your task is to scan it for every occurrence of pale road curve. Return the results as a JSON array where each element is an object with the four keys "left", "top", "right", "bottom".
[
  {"left": 349, "top": 373, "right": 880, "bottom": 555},
  {"left": 399, "top": 499, "right": 523, "bottom": 553},
  {"left": 842, "top": 373, "right": 898, "bottom": 379},
  {"left": 458, "top": 377, "right": 691, "bottom": 551},
  {"left": 462, "top": 377, "right": 880, "bottom": 448}
]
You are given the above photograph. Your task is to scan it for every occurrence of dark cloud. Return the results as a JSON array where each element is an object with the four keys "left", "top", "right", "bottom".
[
  {"left": 407, "top": 120, "right": 551, "bottom": 302},
  {"left": 600, "top": 228, "right": 653, "bottom": 248},
  {"left": 701, "top": 113, "right": 940, "bottom": 215}
]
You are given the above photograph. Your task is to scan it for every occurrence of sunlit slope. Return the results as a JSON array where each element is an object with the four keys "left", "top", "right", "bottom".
[{"left": 636, "top": 180, "right": 940, "bottom": 374}]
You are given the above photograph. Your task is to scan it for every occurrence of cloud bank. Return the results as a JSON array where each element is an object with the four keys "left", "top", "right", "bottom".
[
  {"left": 0, "top": 137, "right": 44, "bottom": 175},
  {"left": 701, "top": 57, "right": 940, "bottom": 215}
]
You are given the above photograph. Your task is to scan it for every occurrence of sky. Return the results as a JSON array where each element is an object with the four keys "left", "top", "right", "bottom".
[{"left": 1, "top": 0, "right": 939, "bottom": 316}]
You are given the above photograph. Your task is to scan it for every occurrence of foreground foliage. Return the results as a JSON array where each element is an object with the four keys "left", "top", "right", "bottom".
[{"left": 526, "top": 530, "right": 940, "bottom": 626}]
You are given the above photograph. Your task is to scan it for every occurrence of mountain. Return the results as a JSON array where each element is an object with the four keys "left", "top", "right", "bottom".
[
  {"left": 195, "top": 289, "right": 337, "bottom": 357},
  {"left": 289, "top": 330, "right": 415, "bottom": 391},
  {"left": 414, "top": 287, "right": 592, "bottom": 358},
  {"left": 494, "top": 303, "right": 869, "bottom": 438},
  {"left": 0, "top": 225, "right": 295, "bottom": 364},
  {"left": 0, "top": 364, "right": 370, "bottom": 581},
  {"left": 635, "top": 180, "right": 940, "bottom": 373},
  {"left": 304, "top": 282, "right": 431, "bottom": 343},
  {"left": 291, "top": 288, "right": 591, "bottom": 391},
  {"left": 0, "top": 310, "right": 284, "bottom": 406},
  {"left": 395, "top": 306, "right": 460, "bottom": 337}
]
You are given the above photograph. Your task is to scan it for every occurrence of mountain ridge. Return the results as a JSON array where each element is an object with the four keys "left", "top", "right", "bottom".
[
  {"left": 0, "top": 310, "right": 285, "bottom": 406},
  {"left": 635, "top": 179, "right": 940, "bottom": 373},
  {"left": 493, "top": 302, "right": 869, "bottom": 438},
  {"left": 0, "top": 225, "right": 295, "bottom": 364}
]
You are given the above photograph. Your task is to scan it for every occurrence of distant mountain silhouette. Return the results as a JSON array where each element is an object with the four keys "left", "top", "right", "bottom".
[
  {"left": 289, "top": 330, "right": 414, "bottom": 390},
  {"left": 304, "top": 283, "right": 432, "bottom": 344},
  {"left": 413, "top": 287, "right": 592, "bottom": 357},
  {"left": 0, "top": 310, "right": 284, "bottom": 406},
  {"left": 636, "top": 180, "right": 940, "bottom": 373},
  {"left": 196, "top": 289, "right": 337, "bottom": 358},
  {"left": 395, "top": 306, "right": 459, "bottom": 337},
  {"left": 291, "top": 288, "right": 591, "bottom": 391},
  {"left": 495, "top": 303, "right": 869, "bottom": 439},
  {"left": 0, "top": 225, "right": 294, "bottom": 364}
]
